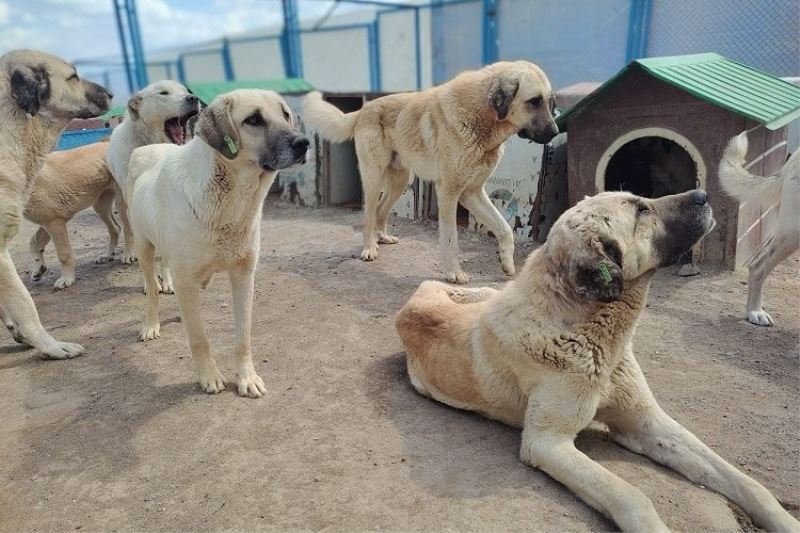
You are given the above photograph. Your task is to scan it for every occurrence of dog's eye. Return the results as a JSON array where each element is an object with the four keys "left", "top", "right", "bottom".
[
  {"left": 282, "top": 109, "right": 291, "bottom": 122},
  {"left": 159, "top": 91, "right": 169, "bottom": 96},
  {"left": 528, "top": 96, "right": 543, "bottom": 106},
  {"left": 637, "top": 204, "right": 650, "bottom": 215},
  {"left": 67, "top": 73, "right": 79, "bottom": 82},
  {"left": 244, "top": 113, "right": 264, "bottom": 126}
]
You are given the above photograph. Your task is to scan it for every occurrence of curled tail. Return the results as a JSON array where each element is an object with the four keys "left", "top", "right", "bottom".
[
  {"left": 719, "top": 132, "right": 783, "bottom": 205},
  {"left": 302, "top": 91, "right": 359, "bottom": 143}
]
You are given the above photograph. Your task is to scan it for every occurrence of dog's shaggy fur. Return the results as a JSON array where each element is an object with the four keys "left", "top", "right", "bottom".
[
  {"left": 127, "top": 89, "right": 308, "bottom": 397},
  {"left": 25, "top": 140, "right": 119, "bottom": 289},
  {"left": 0, "top": 49, "right": 110, "bottom": 359},
  {"left": 303, "top": 61, "right": 558, "bottom": 283},
  {"left": 719, "top": 131, "right": 799, "bottom": 326},
  {"left": 396, "top": 190, "right": 798, "bottom": 531}
]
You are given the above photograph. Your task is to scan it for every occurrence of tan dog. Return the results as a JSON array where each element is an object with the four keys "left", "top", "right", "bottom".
[
  {"left": 127, "top": 89, "right": 308, "bottom": 397},
  {"left": 0, "top": 49, "right": 110, "bottom": 359},
  {"left": 720, "top": 132, "right": 799, "bottom": 326},
  {"left": 303, "top": 61, "right": 558, "bottom": 283},
  {"left": 397, "top": 190, "right": 798, "bottom": 532},
  {"left": 25, "top": 141, "right": 119, "bottom": 289}
]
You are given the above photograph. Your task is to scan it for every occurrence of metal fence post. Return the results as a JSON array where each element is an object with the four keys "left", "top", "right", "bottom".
[
  {"left": 221, "top": 37, "right": 235, "bottom": 81},
  {"left": 111, "top": 0, "right": 134, "bottom": 94},
  {"left": 368, "top": 20, "right": 382, "bottom": 91},
  {"left": 123, "top": 0, "right": 148, "bottom": 88},
  {"left": 626, "top": 0, "right": 652, "bottom": 62},
  {"left": 482, "top": 0, "right": 498, "bottom": 64},
  {"left": 281, "top": 0, "right": 303, "bottom": 78},
  {"left": 414, "top": 6, "right": 422, "bottom": 89}
]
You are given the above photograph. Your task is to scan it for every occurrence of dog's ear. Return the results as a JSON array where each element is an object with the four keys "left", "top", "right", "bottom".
[
  {"left": 488, "top": 76, "right": 519, "bottom": 120},
  {"left": 10, "top": 65, "right": 50, "bottom": 116},
  {"left": 195, "top": 95, "right": 239, "bottom": 160},
  {"left": 572, "top": 236, "right": 624, "bottom": 302},
  {"left": 127, "top": 94, "right": 143, "bottom": 120}
]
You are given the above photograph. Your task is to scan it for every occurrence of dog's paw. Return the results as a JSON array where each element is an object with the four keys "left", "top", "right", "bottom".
[
  {"left": 198, "top": 369, "right": 227, "bottom": 394},
  {"left": 31, "top": 263, "right": 47, "bottom": 281},
  {"left": 121, "top": 253, "right": 138, "bottom": 264},
  {"left": 500, "top": 257, "right": 516, "bottom": 277},
  {"left": 40, "top": 341, "right": 84, "bottom": 360},
  {"left": 53, "top": 276, "right": 75, "bottom": 290},
  {"left": 4, "top": 322, "right": 28, "bottom": 345},
  {"left": 446, "top": 270, "right": 470, "bottom": 284},
  {"left": 139, "top": 324, "right": 160, "bottom": 341},
  {"left": 360, "top": 246, "right": 379, "bottom": 261},
  {"left": 377, "top": 232, "right": 399, "bottom": 245},
  {"left": 158, "top": 281, "right": 174, "bottom": 294},
  {"left": 237, "top": 372, "right": 266, "bottom": 398},
  {"left": 746, "top": 309, "right": 774, "bottom": 327}
]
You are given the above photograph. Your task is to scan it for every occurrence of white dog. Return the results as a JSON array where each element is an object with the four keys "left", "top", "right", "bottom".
[
  {"left": 719, "top": 132, "right": 799, "bottom": 326},
  {"left": 127, "top": 89, "right": 308, "bottom": 397},
  {"left": 107, "top": 79, "right": 199, "bottom": 291}
]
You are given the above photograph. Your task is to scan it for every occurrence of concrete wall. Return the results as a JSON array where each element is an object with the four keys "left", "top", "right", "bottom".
[
  {"left": 431, "top": 1, "right": 482, "bottom": 84},
  {"left": 229, "top": 38, "right": 285, "bottom": 80},
  {"left": 301, "top": 28, "right": 372, "bottom": 92},
  {"left": 182, "top": 50, "right": 226, "bottom": 82}
]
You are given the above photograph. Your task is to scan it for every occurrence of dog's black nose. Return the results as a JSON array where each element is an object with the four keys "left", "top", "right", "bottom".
[
  {"left": 186, "top": 94, "right": 199, "bottom": 104},
  {"left": 690, "top": 190, "right": 708, "bottom": 206},
  {"left": 291, "top": 136, "right": 310, "bottom": 151}
]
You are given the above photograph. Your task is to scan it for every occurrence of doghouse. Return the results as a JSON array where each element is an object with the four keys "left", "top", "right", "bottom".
[{"left": 556, "top": 53, "right": 800, "bottom": 269}]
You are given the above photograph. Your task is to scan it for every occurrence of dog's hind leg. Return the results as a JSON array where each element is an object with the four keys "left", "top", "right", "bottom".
[
  {"left": 157, "top": 261, "right": 174, "bottom": 294},
  {"left": 0, "top": 248, "right": 83, "bottom": 358},
  {"left": 745, "top": 231, "right": 798, "bottom": 326},
  {"left": 357, "top": 161, "right": 385, "bottom": 261},
  {"left": 137, "top": 240, "right": 161, "bottom": 341},
  {"left": 43, "top": 220, "right": 76, "bottom": 290},
  {"left": 93, "top": 188, "right": 119, "bottom": 263},
  {"left": 230, "top": 261, "right": 265, "bottom": 398},
  {"left": 435, "top": 184, "right": 468, "bottom": 284},
  {"left": 174, "top": 278, "right": 227, "bottom": 394},
  {"left": 375, "top": 167, "right": 410, "bottom": 245},
  {"left": 460, "top": 187, "right": 516, "bottom": 276},
  {"left": 29, "top": 226, "right": 50, "bottom": 282},
  {"left": 114, "top": 184, "right": 137, "bottom": 264}
]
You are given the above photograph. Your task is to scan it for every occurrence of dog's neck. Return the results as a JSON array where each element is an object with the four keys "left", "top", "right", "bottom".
[{"left": 127, "top": 113, "right": 168, "bottom": 146}]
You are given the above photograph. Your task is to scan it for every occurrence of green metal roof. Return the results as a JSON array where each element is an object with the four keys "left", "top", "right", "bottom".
[
  {"left": 99, "top": 105, "right": 126, "bottom": 121},
  {"left": 187, "top": 78, "right": 314, "bottom": 104},
  {"left": 556, "top": 53, "right": 800, "bottom": 131}
]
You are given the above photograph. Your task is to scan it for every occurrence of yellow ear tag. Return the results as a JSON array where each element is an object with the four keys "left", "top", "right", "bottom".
[
  {"left": 223, "top": 135, "right": 238, "bottom": 154},
  {"left": 598, "top": 262, "right": 613, "bottom": 284}
]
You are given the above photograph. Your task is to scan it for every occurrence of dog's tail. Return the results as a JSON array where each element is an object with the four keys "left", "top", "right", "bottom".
[
  {"left": 302, "top": 91, "right": 358, "bottom": 143},
  {"left": 719, "top": 132, "right": 783, "bottom": 205}
]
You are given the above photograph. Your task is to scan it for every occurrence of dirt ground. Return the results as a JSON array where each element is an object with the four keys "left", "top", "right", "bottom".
[{"left": 1, "top": 198, "right": 798, "bottom": 532}]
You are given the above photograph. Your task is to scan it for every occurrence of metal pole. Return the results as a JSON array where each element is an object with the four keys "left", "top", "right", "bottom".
[
  {"left": 221, "top": 38, "right": 235, "bottom": 81},
  {"left": 281, "top": 0, "right": 303, "bottom": 78},
  {"left": 482, "top": 0, "right": 498, "bottom": 64},
  {"left": 414, "top": 6, "right": 422, "bottom": 89},
  {"left": 112, "top": 0, "right": 134, "bottom": 94},
  {"left": 124, "top": 0, "right": 148, "bottom": 88},
  {"left": 368, "top": 20, "right": 381, "bottom": 91}
]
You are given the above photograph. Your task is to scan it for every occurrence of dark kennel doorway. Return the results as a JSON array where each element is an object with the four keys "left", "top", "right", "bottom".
[{"left": 604, "top": 136, "right": 698, "bottom": 198}]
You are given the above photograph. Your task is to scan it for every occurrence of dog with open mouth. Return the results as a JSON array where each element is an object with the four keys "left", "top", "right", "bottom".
[
  {"left": 127, "top": 89, "right": 309, "bottom": 397},
  {"left": 107, "top": 80, "right": 200, "bottom": 273}
]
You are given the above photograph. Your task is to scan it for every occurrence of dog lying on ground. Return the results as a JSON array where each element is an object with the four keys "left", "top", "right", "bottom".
[
  {"left": 107, "top": 80, "right": 199, "bottom": 295},
  {"left": 25, "top": 140, "right": 118, "bottom": 289},
  {"left": 127, "top": 89, "right": 309, "bottom": 397},
  {"left": 396, "top": 190, "right": 798, "bottom": 532},
  {"left": 303, "top": 61, "right": 558, "bottom": 283},
  {"left": 719, "top": 131, "right": 799, "bottom": 326},
  {"left": 0, "top": 49, "right": 111, "bottom": 358}
]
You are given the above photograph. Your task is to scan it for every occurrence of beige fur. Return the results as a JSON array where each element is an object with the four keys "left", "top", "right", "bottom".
[
  {"left": 303, "top": 61, "right": 559, "bottom": 283},
  {"left": 0, "top": 49, "right": 110, "bottom": 359},
  {"left": 25, "top": 141, "right": 118, "bottom": 289},
  {"left": 127, "top": 89, "right": 308, "bottom": 397},
  {"left": 719, "top": 131, "right": 799, "bottom": 326},
  {"left": 396, "top": 190, "right": 798, "bottom": 532}
]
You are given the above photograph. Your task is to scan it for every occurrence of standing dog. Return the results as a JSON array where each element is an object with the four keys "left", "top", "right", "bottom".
[
  {"left": 0, "top": 49, "right": 111, "bottom": 358},
  {"left": 107, "top": 80, "right": 199, "bottom": 273},
  {"left": 26, "top": 141, "right": 118, "bottom": 289},
  {"left": 303, "top": 61, "right": 558, "bottom": 283},
  {"left": 397, "top": 190, "right": 798, "bottom": 532},
  {"left": 720, "top": 132, "right": 799, "bottom": 326},
  {"left": 127, "top": 89, "right": 309, "bottom": 397}
]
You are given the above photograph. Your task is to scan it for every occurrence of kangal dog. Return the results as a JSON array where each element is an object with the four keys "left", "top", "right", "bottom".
[
  {"left": 0, "top": 49, "right": 110, "bottom": 358},
  {"left": 303, "top": 61, "right": 558, "bottom": 283},
  {"left": 719, "top": 131, "right": 799, "bottom": 326},
  {"left": 397, "top": 190, "right": 798, "bottom": 532},
  {"left": 127, "top": 89, "right": 308, "bottom": 397}
]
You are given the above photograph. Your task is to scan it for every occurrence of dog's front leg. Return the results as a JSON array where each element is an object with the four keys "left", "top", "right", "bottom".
[
  {"left": 520, "top": 382, "right": 669, "bottom": 532},
  {"left": 436, "top": 185, "right": 468, "bottom": 284},
  {"left": 230, "top": 262, "right": 265, "bottom": 398},
  {"left": 174, "top": 278, "right": 226, "bottom": 394}
]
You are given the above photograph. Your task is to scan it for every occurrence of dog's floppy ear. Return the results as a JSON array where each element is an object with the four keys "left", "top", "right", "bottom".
[
  {"left": 195, "top": 95, "right": 239, "bottom": 160},
  {"left": 488, "top": 76, "right": 519, "bottom": 120},
  {"left": 127, "top": 94, "right": 143, "bottom": 120},
  {"left": 573, "top": 237, "right": 624, "bottom": 302},
  {"left": 10, "top": 65, "right": 50, "bottom": 116}
]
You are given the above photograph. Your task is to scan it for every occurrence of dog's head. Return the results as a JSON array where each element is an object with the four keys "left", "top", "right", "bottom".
[
  {"left": 127, "top": 80, "right": 200, "bottom": 145},
  {"left": 486, "top": 60, "right": 558, "bottom": 144},
  {"left": 2, "top": 49, "right": 111, "bottom": 120},
  {"left": 195, "top": 89, "right": 309, "bottom": 172},
  {"left": 545, "top": 190, "right": 715, "bottom": 302}
]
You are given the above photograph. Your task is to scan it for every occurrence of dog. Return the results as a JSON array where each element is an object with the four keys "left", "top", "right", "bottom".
[
  {"left": 396, "top": 190, "right": 798, "bottom": 531},
  {"left": 127, "top": 89, "right": 309, "bottom": 397},
  {"left": 107, "top": 80, "right": 199, "bottom": 275},
  {"left": 0, "top": 49, "right": 111, "bottom": 358},
  {"left": 25, "top": 140, "right": 118, "bottom": 289},
  {"left": 719, "top": 131, "right": 799, "bottom": 326},
  {"left": 303, "top": 61, "right": 558, "bottom": 283}
]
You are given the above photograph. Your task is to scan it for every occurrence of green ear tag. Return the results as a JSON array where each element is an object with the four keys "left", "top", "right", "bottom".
[
  {"left": 223, "top": 135, "right": 238, "bottom": 155},
  {"left": 598, "top": 261, "right": 613, "bottom": 285}
]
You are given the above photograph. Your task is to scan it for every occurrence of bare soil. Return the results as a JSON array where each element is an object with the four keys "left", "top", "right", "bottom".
[{"left": 1, "top": 198, "right": 798, "bottom": 532}]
